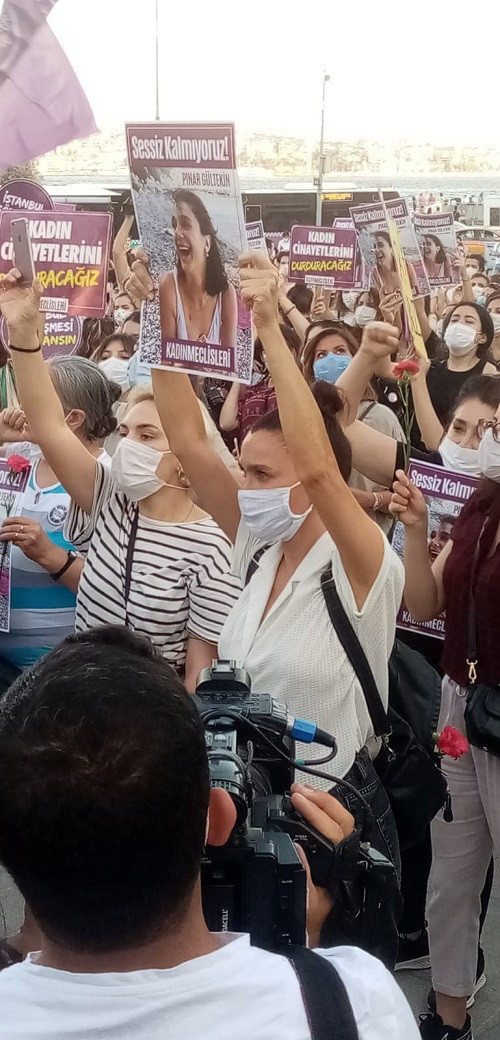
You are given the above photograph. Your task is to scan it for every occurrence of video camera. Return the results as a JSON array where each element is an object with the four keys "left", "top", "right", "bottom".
[{"left": 195, "top": 661, "right": 395, "bottom": 952}]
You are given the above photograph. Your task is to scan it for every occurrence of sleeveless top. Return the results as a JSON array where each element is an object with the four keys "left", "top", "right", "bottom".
[
  {"left": 426, "top": 357, "right": 487, "bottom": 426},
  {"left": 173, "top": 269, "right": 222, "bottom": 344}
]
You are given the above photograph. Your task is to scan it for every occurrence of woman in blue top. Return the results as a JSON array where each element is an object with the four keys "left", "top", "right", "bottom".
[{"left": 0, "top": 357, "right": 120, "bottom": 686}]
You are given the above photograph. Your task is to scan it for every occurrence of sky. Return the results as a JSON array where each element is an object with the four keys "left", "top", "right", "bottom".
[{"left": 46, "top": 0, "right": 498, "bottom": 147}]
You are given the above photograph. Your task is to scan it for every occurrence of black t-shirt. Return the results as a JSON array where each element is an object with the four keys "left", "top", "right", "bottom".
[{"left": 426, "top": 358, "right": 487, "bottom": 427}]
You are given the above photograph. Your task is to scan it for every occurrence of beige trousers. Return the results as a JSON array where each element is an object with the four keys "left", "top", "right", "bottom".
[{"left": 427, "top": 675, "right": 500, "bottom": 997}]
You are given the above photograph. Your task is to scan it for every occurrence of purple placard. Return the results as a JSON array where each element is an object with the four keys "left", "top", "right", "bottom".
[
  {"left": 245, "top": 220, "right": 267, "bottom": 253},
  {"left": 0, "top": 456, "right": 32, "bottom": 633},
  {"left": 414, "top": 212, "right": 459, "bottom": 287},
  {"left": 350, "top": 197, "right": 430, "bottom": 299},
  {"left": 392, "top": 460, "right": 478, "bottom": 640},
  {"left": 126, "top": 122, "right": 252, "bottom": 382},
  {"left": 332, "top": 218, "right": 370, "bottom": 290},
  {"left": 0, "top": 210, "right": 112, "bottom": 318},
  {"left": 0, "top": 179, "right": 54, "bottom": 212},
  {"left": 54, "top": 202, "right": 77, "bottom": 212},
  {"left": 289, "top": 224, "right": 357, "bottom": 290},
  {"left": 127, "top": 123, "right": 235, "bottom": 170},
  {"left": 0, "top": 314, "right": 82, "bottom": 359}
]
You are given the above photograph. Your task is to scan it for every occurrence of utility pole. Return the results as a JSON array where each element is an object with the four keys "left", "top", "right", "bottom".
[{"left": 315, "top": 72, "right": 330, "bottom": 225}]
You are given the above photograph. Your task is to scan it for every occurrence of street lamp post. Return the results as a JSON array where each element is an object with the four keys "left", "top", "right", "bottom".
[
  {"left": 155, "top": 0, "right": 160, "bottom": 121},
  {"left": 315, "top": 72, "right": 330, "bottom": 226}
]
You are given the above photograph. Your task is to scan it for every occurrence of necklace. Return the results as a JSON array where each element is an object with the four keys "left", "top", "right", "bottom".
[{"left": 179, "top": 501, "right": 196, "bottom": 524}]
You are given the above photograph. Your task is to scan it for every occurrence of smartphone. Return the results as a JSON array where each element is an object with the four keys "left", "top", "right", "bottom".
[{"left": 11, "top": 218, "right": 36, "bottom": 286}]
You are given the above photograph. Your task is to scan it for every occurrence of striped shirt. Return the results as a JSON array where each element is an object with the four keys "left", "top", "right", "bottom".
[
  {"left": 0, "top": 461, "right": 75, "bottom": 669},
  {"left": 65, "top": 463, "right": 241, "bottom": 669}
]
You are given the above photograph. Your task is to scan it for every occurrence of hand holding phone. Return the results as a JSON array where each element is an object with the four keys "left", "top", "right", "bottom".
[{"left": 11, "top": 219, "right": 36, "bottom": 287}]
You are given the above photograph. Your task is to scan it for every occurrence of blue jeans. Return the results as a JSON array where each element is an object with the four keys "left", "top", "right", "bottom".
[{"left": 320, "top": 747, "right": 402, "bottom": 969}]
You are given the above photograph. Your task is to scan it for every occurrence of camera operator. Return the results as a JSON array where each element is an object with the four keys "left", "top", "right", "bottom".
[{"left": 0, "top": 626, "right": 418, "bottom": 1039}]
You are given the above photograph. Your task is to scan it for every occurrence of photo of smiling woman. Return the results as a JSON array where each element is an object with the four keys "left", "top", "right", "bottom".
[{"left": 159, "top": 189, "right": 238, "bottom": 349}]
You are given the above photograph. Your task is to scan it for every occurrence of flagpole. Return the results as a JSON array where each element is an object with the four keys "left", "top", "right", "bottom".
[{"left": 155, "top": 0, "right": 160, "bottom": 120}]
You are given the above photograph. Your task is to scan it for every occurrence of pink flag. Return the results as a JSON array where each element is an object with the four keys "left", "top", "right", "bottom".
[{"left": 0, "top": 0, "right": 97, "bottom": 172}]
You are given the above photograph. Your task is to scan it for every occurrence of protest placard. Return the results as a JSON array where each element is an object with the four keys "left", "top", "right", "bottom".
[
  {"left": 350, "top": 197, "right": 429, "bottom": 299},
  {"left": 332, "top": 218, "right": 370, "bottom": 290},
  {"left": 391, "top": 459, "right": 478, "bottom": 640},
  {"left": 414, "top": 212, "right": 459, "bottom": 287},
  {"left": 0, "top": 456, "right": 31, "bottom": 634},
  {"left": 245, "top": 220, "right": 267, "bottom": 254},
  {"left": 381, "top": 196, "right": 428, "bottom": 358},
  {"left": 289, "top": 224, "right": 358, "bottom": 290},
  {"left": 126, "top": 122, "right": 252, "bottom": 383},
  {"left": 0, "top": 179, "right": 54, "bottom": 212},
  {"left": 54, "top": 202, "right": 77, "bottom": 212},
  {"left": 0, "top": 210, "right": 112, "bottom": 317},
  {"left": 0, "top": 314, "right": 82, "bottom": 358}
]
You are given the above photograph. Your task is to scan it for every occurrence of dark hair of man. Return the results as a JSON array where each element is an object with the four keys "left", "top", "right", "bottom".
[{"left": 0, "top": 626, "right": 210, "bottom": 954}]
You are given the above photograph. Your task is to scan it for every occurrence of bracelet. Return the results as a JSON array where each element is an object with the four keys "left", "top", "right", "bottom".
[
  {"left": 8, "top": 343, "right": 41, "bottom": 354},
  {"left": 50, "top": 550, "right": 78, "bottom": 582},
  {"left": 284, "top": 305, "right": 296, "bottom": 316},
  {"left": 371, "top": 492, "right": 384, "bottom": 512}
]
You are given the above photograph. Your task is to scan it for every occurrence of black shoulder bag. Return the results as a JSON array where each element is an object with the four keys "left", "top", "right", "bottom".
[
  {"left": 286, "top": 946, "right": 359, "bottom": 1040},
  {"left": 464, "top": 520, "right": 500, "bottom": 756},
  {"left": 320, "top": 565, "right": 448, "bottom": 850}
]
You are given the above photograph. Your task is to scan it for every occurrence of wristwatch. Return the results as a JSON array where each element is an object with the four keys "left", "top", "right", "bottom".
[{"left": 50, "top": 550, "right": 78, "bottom": 582}]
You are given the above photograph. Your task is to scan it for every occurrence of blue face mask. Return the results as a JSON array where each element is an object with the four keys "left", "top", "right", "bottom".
[
  {"left": 476, "top": 294, "right": 487, "bottom": 307},
  {"left": 313, "top": 352, "right": 351, "bottom": 383}
]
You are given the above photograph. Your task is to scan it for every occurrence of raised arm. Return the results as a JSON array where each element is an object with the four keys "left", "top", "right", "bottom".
[
  {"left": 219, "top": 380, "right": 241, "bottom": 433},
  {"left": 336, "top": 320, "right": 399, "bottom": 425},
  {"left": 0, "top": 272, "right": 97, "bottom": 513},
  {"left": 409, "top": 356, "right": 445, "bottom": 450},
  {"left": 390, "top": 470, "right": 448, "bottom": 620},
  {"left": 278, "top": 288, "right": 309, "bottom": 344},
  {"left": 240, "top": 253, "right": 385, "bottom": 609},
  {"left": 345, "top": 420, "right": 397, "bottom": 487},
  {"left": 152, "top": 369, "right": 241, "bottom": 542},
  {"left": 112, "top": 212, "right": 134, "bottom": 290},
  {"left": 220, "top": 282, "right": 238, "bottom": 349}
]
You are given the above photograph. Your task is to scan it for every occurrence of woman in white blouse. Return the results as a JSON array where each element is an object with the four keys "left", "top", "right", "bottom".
[{"left": 127, "top": 251, "right": 404, "bottom": 914}]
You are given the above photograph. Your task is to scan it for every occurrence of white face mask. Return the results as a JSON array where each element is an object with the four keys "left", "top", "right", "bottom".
[
  {"left": 99, "top": 357, "right": 130, "bottom": 391},
  {"left": 355, "top": 305, "right": 377, "bottom": 327},
  {"left": 438, "top": 435, "right": 481, "bottom": 477},
  {"left": 465, "top": 266, "right": 477, "bottom": 278},
  {"left": 111, "top": 438, "right": 167, "bottom": 502},
  {"left": 478, "top": 427, "right": 500, "bottom": 482},
  {"left": 342, "top": 291, "right": 358, "bottom": 311},
  {"left": 490, "top": 313, "right": 500, "bottom": 336},
  {"left": 444, "top": 322, "right": 477, "bottom": 356},
  {"left": 472, "top": 285, "right": 486, "bottom": 301},
  {"left": 342, "top": 310, "right": 358, "bottom": 327},
  {"left": 114, "top": 307, "right": 132, "bottom": 327},
  {"left": 238, "top": 481, "right": 312, "bottom": 543}
]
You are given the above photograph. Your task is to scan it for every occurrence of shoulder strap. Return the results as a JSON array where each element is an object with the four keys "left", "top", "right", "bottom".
[
  {"left": 287, "top": 946, "right": 359, "bottom": 1040},
  {"left": 320, "top": 565, "right": 389, "bottom": 738},
  {"left": 124, "top": 507, "right": 139, "bottom": 604},
  {"left": 467, "top": 517, "right": 489, "bottom": 675},
  {"left": 244, "top": 545, "right": 269, "bottom": 587},
  {"left": 358, "top": 401, "right": 376, "bottom": 422}
]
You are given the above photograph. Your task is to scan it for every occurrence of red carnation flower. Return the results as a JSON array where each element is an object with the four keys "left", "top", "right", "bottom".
[
  {"left": 436, "top": 726, "right": 469, "bottom": 759},
  {"left": 6, "top": 454, "right": 30, "bottom": 475},
  {"left": 393, "top": 358, "right": 420, "bottom": 379}
]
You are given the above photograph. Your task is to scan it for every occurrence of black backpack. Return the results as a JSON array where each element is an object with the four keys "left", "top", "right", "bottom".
[{"left": 286, "top": 946, "right": 359, "bottom": 1040}]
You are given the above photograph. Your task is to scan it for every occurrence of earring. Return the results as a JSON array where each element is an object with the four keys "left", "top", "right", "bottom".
[
  {"left": 176, "top": 465, "right": 190, "bottom": 489},
  {"left": 205, "top": 247, "right": 210, "bottom": 258}
]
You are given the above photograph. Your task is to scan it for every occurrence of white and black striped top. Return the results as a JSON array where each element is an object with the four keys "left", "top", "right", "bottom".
[{"left": 65, "top": 463, "right": 241, "bottom": 669}]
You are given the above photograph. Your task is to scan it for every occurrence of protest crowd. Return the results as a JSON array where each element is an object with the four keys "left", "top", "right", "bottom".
[{"left": 1, "top": 10, "right": 500, "bottom": 1040}]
